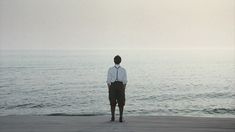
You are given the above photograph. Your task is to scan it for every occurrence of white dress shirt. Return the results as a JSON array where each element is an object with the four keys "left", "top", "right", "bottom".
[{"left": 106, "top": 64, "right": 127, "bottom": 85}]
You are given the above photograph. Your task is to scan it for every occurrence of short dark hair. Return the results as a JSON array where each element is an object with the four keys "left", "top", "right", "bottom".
[{"left": 114, "top": 55, "right": 121, "bottom": 64}]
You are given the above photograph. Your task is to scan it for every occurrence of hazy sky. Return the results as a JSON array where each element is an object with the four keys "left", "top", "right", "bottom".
[{"left": 0, "top": 0, "right": 234, "bottom": 50}]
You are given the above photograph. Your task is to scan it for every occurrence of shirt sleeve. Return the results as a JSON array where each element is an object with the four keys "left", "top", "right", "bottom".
[
  {"left": 123, "top": 69, "right": 127, "bottom": 85},
  {"left": 106, "top": 68, "right": 111, "bottom": 85}
]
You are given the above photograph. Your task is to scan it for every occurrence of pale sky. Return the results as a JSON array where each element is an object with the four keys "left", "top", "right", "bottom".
[{"left": 0, "top": 0, "right": 234, "bottom": 50}]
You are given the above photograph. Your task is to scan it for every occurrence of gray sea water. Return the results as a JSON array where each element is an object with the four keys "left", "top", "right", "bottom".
[{"left": 0, "top": 49, "right": 234, "bottom": 117}]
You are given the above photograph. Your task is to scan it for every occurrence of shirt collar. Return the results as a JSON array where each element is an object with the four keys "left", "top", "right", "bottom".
[{"left": 114, "top": 64, "right": 120, "bottom": 68}]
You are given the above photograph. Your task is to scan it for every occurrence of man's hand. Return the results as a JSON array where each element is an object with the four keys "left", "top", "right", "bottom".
[
  {"left": 123, "top": 84, "right": 126, "bottom": 89},
  {"left": 107, "top": 84, "right": 111, "bottom": 90}
]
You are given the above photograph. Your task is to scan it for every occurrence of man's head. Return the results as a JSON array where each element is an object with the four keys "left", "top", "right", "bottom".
[{"left": 114, "top": 55, "right": 121, "bottom": 64}]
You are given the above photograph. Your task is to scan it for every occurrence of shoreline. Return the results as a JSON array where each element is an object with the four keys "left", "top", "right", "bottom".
[
  {"left": 1, "top": 112, "right": 235, "bottom": 119},
  {"left": 0, "top": 115, "right": 234, "bottom": 132},
  {"left": 1, "top": 114, "right": 235, "bottom": 119}
]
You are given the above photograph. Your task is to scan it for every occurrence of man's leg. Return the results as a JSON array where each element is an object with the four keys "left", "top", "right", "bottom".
[
  {"left": 118, "top": 105, "right": 124, "bottom": 122},
  {"left": 117, "top": 85, "right": 125, "bottom": 122},
  {"left": 111, "top": 105, "right": 116, "bottom": 121},
  {"left": 109, "top": 85, "right": 117, "bottom": 121}
]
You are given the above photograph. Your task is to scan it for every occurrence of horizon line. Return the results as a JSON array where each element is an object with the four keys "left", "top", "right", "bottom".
[{"left": 0, "top": 47, "right": 234, "bottom": 51}]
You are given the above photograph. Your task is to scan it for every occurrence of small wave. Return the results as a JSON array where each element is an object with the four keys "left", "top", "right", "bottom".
[
  {"left": 0, "top": 85, "right": 10, "bottom": 88},
  {"left": 0, "top": 66, "right": 37, "bottom": 69},
  {"left": 46, "top": 113, "right": 107, "bottom": 116},
  {"left": 6, "top": 103, "right": 54, "bottom": 109},
  {"left": 203, "top": 108, "right": 235, "bottom": 114},
  {"left": 125, "top": 108, "right": 235, "bottom": 116},
  {"left": 136, "top": 92, "right": 235, "bottom": 102},
  {"left": 195, "top": 92, "right": 235, "bottom": 99},
  {"left": 7, "top": 103, "right": 34, "bottom": 109},
  {"left": 30, "top": 104, "right": 45, "bottom": 108}
]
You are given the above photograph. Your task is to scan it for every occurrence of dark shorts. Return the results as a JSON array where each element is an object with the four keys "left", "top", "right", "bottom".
[{"left": 109, "top": 81, "right": 125, "bottom": 106}]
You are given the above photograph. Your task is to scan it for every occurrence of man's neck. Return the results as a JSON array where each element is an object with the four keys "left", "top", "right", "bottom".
[{"left": 115, "top": 64, "right": 120, "bottom": 68}]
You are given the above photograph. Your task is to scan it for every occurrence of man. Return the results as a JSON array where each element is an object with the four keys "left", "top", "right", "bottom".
[{"left": 106, "top": 55, "right": 127, "bottom": 122}]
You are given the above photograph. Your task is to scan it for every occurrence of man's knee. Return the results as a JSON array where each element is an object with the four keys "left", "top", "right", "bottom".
[
  {"left": 110, "top": 100, "right": 117, "bottom": 106},
  {"left": 117, "top": 101, "right": 125, "bottom": 107}
]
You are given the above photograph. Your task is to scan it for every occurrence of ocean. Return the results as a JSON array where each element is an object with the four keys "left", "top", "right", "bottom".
[{"left": 0, "top": 49, "right": 234, "bottom": 117}]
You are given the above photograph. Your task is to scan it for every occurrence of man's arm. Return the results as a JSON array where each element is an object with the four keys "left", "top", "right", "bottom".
[
  {"left": 107, "top": 83, "right": 111, "bottom": 89},
  {"left": 123, "top": 69, "right": 127, "bottom": 89},
  {"left": 106, "top": 68, "right": 111, "bottom": 90}
]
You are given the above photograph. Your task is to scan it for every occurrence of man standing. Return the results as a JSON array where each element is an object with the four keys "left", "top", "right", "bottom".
[{"left": 107, "top": 55, "right": 127, "bottom": 122}]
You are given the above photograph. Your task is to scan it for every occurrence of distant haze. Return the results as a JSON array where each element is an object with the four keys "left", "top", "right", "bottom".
[{"left": 0, "top": 0, "right": 234, "bottom": 50}]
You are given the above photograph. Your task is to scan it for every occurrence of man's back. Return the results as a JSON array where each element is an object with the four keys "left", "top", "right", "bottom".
[{"left": 107, "top": 65, "right": 127, "bottom": 85}]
